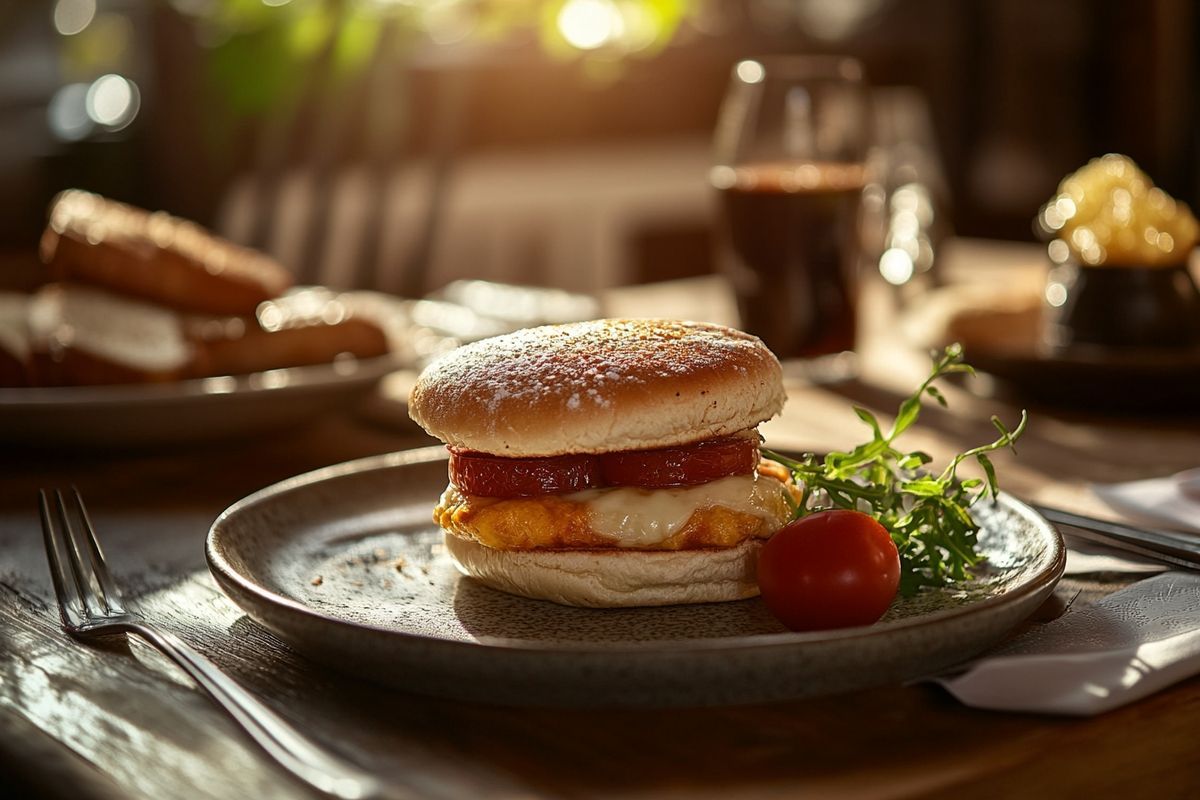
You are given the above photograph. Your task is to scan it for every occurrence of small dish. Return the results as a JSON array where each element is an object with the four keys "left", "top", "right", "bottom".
[
  {"left": 1042, "top": 260, "right": 1200, "bottom": 352},
  {"left": 902, "top": 282, "right": 1200, "bottom": 413}
]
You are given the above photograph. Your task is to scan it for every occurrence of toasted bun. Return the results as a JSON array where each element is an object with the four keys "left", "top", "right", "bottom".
[
  {"left": 409, "top": 319, "right": 784, "bottom": 456},
  {"left": 192, "top": 288, "right": 391, "bottom": 377},
  {"left": 445, "top": 534, "right": 763, "bottom": 607},
  {"left": 39, "top": 189, "right": 291, "bottom": 316}
]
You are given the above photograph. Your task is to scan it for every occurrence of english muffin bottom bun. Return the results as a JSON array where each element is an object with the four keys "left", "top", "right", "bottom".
[
  {"left": 408, "top": 319, "right": 795, "bottom": 608},
  {"left": 444, "top": 535, "right": 765, "bottom": 608}
]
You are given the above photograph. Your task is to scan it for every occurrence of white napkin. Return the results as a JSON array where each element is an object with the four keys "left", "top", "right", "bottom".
[
  {"left": 934, "top": 572, "right": 1200, "bottom": 715},
  {"left": 1091, "top": 468, "right": 1200, "bottom": 534}
]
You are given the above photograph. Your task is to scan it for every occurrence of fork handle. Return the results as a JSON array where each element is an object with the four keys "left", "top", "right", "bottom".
[{"left": 126, "top": 622, "right": 391, "bottom": 800}]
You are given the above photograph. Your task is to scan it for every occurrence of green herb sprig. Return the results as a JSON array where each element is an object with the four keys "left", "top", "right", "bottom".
[{"left": 764, "top": 344, "right": 1028, "bottom": 596}]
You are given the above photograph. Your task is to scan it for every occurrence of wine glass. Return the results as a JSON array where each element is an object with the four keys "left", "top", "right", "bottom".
[{"left": 711, "top": 56, "right": 871, "bottom": 381}]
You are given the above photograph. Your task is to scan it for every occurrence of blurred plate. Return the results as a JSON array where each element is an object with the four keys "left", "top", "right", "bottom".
[
  {"left": 965, "top": 346, "right": 1200, "bottom": 414},
  {"left": 0, "top": 354, "right": 402, "bottom": 447},
  {"left": 900, "top": 286, "right": 1200, "bottom": 413},
  {"left": 207, "top": 447, "right": 1065, "bottom": 708}
]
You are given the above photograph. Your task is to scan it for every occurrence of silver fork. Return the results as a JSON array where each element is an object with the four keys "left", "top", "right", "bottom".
[{"left": 39, "top": 488, "right": 388, "bottom": 800}]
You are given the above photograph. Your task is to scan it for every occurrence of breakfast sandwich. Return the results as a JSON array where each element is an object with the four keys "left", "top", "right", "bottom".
[
  {"left": 26, "top": 283, "right": 391, "bottom": 386},
  {"left": 407, "top": 318, "right": 795, "bottom": 607}
]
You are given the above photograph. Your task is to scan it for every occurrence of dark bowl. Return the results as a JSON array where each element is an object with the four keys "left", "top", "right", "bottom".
[{"left": 1041, "top": 260, "right": 1200, "bottom": 352}]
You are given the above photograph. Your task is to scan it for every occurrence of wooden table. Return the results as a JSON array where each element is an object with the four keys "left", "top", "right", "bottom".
[{"left": 4, "top": 253, "right": 1200, "bottom": 800}]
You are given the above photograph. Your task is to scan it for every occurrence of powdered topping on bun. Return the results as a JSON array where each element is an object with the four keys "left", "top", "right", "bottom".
[{"left": 409, "top": 318, "right": 785, "bottom": 457}]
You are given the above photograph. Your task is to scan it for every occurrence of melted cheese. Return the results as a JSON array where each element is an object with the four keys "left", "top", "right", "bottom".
[
  {"left": 0, "top": 292, "right": 29, "bottom": 361},
  {"left": 575, "top": 474, "right": 786, "bottom": 546},
  {"left": 30, "top": 284, "right": 191, "bottom": 372}
]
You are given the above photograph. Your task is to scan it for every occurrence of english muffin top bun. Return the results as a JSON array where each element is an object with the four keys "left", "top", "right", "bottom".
[
  {"left": 408, "top": 319, "right": 795, "bottom": 608},
  {"left": 408, "top": 318, "right": 786, "bottom": 457}
]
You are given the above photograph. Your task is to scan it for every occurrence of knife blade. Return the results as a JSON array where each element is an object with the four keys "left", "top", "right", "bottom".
[{"left": 1033, "top": 504, "right": 1200, "bottom": 571}]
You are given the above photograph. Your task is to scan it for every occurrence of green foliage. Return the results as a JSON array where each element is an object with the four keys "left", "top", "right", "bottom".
[
  {"left": 764, "top": 345, "right": 1028, "bottom": 596},
  {"left": 186, "top": 0, "right": 698, "bottom": 121}
]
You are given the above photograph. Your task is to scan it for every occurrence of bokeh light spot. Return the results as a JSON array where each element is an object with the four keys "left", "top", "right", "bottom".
[
  {"left": 735, "top": 59, "right": 765, "bottom": 84},
  {"left": 85, "top": 74, "right": 140, "bottom": 130},
  {"left": 879, "top": 248, "right": 914, "bottom": 285},
  {"left": 1045, "top": 282, "right": 1068, "bottom": 308},
  {"left": 1047, "top": 239, "right": 1070, "bottom": 264},
  {"left": 557, "top": 0, "right": 623, "bottom": 51},
  {"left": 53, "top": 0, "right": 95, "bottom": 36}
]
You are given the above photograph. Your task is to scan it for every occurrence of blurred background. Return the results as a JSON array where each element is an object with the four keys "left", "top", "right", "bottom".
[{"left": 1, "top": 0, "right": 1197, "bottom": 296}]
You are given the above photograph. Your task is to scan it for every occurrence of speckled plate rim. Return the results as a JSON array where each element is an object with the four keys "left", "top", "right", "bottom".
[
  {"left": 206, "top": 446, "right": 1066, "bottom": 656},
  {"left": 0, "top": 353, "right": 404, "bottom": 408}
]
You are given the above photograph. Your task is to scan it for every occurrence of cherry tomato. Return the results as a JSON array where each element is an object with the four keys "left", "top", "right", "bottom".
[
  {"left": 600, "top": 437, "right": 759, "bottom": 488},
  {"left": 757, "top": 510, "right": 900, "bottom": 631},
  {"left": 448, "top": 449, "right": 602, "bottom": 497}
]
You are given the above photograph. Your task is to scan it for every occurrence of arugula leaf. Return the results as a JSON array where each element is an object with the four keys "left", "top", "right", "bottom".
[{"left": 762, "top": 345, "right": 1027, "bottom": 595}]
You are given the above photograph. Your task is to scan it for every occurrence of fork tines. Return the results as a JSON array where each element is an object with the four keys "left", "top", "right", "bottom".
[{"left": 39, "top": 487, "right": 126, "bottom": 625}]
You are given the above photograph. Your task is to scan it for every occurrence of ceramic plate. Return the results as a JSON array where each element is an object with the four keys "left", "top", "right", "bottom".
[
  {"left": 0, "top": 354, "right": 401, "bottom": 446},
  {"left": 207, "top": 447, "right": 1065, "bottom": 708}
]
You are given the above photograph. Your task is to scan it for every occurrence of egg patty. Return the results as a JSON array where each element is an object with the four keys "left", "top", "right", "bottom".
[{"left": 435, "top": 461, "right": 795, "bottom": 551}]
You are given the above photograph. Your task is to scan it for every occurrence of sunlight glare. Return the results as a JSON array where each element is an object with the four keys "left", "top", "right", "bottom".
[{"left": 557, "top": 0, "right": 623, "bottom": 51}]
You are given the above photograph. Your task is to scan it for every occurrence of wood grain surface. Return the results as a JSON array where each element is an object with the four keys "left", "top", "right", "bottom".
[{"left": 4, "top": 254, "right": 1200, "bottom": 800}]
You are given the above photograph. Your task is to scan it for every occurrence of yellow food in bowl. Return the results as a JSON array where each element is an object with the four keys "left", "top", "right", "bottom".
[{"left": 1038, "top": 154, "right": 1199, "bottom": 267}]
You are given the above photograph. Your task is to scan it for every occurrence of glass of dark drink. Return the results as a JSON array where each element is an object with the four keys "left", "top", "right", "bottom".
[{"left": 712, "top": 56, "right": 871, "bottom": 379}]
